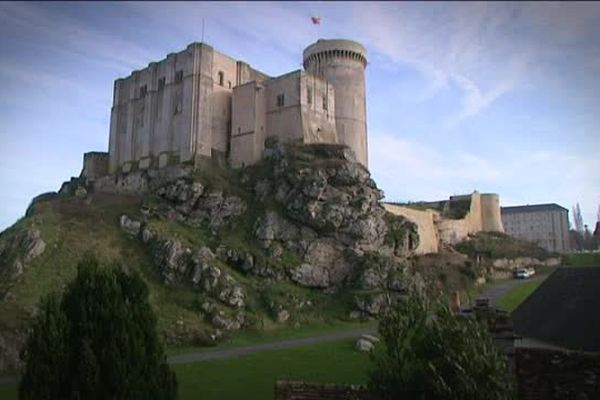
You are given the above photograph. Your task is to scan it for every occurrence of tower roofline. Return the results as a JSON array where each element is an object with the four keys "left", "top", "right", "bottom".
[{"left": 303, "top": 38, "right": 367, "bottom": 62}]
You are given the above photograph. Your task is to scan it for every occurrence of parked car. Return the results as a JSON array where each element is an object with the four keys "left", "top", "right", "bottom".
[{"left": 515, "top": 268, "right": 535, "bottom": 279}]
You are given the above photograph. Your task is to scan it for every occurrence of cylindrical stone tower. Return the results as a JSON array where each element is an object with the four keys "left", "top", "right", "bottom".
[{"left": 303, "top": 39, "right": 368, "bottom": 167}]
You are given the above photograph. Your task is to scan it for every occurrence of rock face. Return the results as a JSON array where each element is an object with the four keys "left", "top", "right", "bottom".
[
  {"left": 118, "top": 143, "right": 420, "bottom": 325},
  {"left": 152, "top": 179, "right": 246, "bottom": 229},
  {"left": 247, "top": 141, "right": 419, "bottom": 289},
  {"left": 0, "top": 228, "right": 46, "bottom": 296}
]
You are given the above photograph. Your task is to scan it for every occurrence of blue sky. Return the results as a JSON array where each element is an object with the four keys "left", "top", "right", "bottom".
[{"left": 1, "top": 1, "right": 599, "bottom": 231}]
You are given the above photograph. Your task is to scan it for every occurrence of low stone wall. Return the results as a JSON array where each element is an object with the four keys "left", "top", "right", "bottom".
[
  {"left": 274, "top": 381, "right": 376, "bottom": 400},
  {"left": 492, "top": 257, "right": 561, "bottom": 270},
  {"left": 515, "top": 347, "right": 600, "bottom": 400}
]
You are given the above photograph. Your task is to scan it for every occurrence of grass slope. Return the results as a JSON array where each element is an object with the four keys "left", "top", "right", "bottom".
[
  {"left": 497, "top": 280, "right": 542, "bottom": 312},
  {"left": 0, "top": 184, "right": 366, "bottom": 352}
]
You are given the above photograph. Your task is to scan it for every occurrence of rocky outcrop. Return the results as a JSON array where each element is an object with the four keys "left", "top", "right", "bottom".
[
  {"left": 0, "top": 228, "right": 46, "bottom": 289},
  {"left": 247, "top": 141, "right": 419, "bottom": 288},
  {"left": 151, "top": 179, "right": 246, "bottom": 229}
]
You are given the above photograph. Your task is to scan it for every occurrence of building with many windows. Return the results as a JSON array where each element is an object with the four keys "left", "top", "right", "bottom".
[{"left": 501, "top": 204, "right": 570, "bottom": 253}]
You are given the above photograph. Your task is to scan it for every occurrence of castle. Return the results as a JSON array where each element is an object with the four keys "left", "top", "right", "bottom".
[{"left": 79, "top": 39, "right": 368, "bottom": 182}]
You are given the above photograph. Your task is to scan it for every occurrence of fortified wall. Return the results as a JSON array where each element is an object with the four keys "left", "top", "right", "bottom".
[{"left": 384, "top": 191, "right": 504, "bottom": 254}]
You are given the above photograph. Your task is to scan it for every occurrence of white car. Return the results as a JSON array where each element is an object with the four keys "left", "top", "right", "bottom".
[{"left": 515, "top": 268, "right": 535, "bottom": 279}]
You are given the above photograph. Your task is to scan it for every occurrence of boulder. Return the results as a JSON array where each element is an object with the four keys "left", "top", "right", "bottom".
[
  {"left": 276, "top": 309, "right": 290, "bottom": 323},
  {"left": 356, "top": 338, "right": 375, "bottom": 352},
  {"left": 119, "top": 215, "right": 141, "bottom": 236},
  {"left": 290, "top": 263, "right": 330, "bottom": 288}
]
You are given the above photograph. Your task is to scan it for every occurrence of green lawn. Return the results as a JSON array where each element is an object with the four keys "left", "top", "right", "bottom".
[
  {"left": 174, "top": 339, "right": 369, "bottom": 400},
  {"left": 0, "top": 338, "right": 370, "bottom": 400},
  {"left": 0, "top": 383, "right": 17, "bottom": 400},
  {"left": 563, "top": 252, "right": 600, "bottom": 267},
  {"left": 497, "top": 280, "right": 542, "bottom": 312}
]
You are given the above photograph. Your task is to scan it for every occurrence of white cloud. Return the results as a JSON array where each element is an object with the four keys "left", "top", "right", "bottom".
[{"left": 368, "top": 131, "right": 501, "bottom": 202}]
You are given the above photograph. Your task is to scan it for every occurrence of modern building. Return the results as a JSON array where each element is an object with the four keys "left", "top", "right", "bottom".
[
  {"left": 501, "top": 204, "right": 570, "bottom": 253},
  {"left": 79, "top": 39, "right": 369, "bottom": 181}
]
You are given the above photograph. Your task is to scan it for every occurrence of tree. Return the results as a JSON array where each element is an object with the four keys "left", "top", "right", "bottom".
[
  {"left": 19, "top": 256, "right": 177, "bottom": 399},
  {"left": 573, "top": 203, "right": 584, "bottom": 234},
  {"left": 368, "top": 294, "right": 515, "bottom": 400}
]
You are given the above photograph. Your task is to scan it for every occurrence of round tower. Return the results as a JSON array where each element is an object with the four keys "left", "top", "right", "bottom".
[{"left": 303, "top": 39, "right": 368, "bottom": 167}]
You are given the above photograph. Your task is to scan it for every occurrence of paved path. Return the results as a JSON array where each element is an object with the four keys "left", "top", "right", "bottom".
[
  {"left": 168, "top": 326, "right": 376, "bottom": 365},
  {"left": 474, "top": 274, "right": 548, "bottom": 307}
]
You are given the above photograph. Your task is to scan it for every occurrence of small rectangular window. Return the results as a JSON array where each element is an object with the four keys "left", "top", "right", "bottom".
[
  {"left": 175, "top": 70, "right": 183, "bottom": 84},
  {"left": 218, "top": 71, "right": 224, "bottom": 86},
  {"left": 140, "top": 85, "right": 147, "bottom": 97},
  {"left": 307, "top": 87, "right": 312, "bottom": 105},
  {"left": 228, "top": 81, "right": 232, "bottom": 89},
  {"left": 322, "top": 95, "right": 328, "bottom": 111},
  {"left": 277, "top": 93, "right": 285, "bottom": 107},
  {"left": 158, "top": 77, "right": 166, "bottom": 90}
]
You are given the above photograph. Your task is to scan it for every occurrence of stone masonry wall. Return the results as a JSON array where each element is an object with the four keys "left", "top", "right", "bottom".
[
  {"left": 274, "top": 381, "right": 376, "bottom": 400},
  {"left": 515, "top": 347, "right": 600, "bottom": 400}
]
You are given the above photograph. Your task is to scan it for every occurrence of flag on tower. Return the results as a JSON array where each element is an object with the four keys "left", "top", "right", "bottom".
[{"left": 311, "top": 16, "right": 321, "bottom": 25}]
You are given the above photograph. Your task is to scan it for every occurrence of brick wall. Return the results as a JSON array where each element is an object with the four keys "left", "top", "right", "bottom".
[
  {"left": 515, "top": 347, "right": 600, "bottom": 399},
  {"left": 274, "top": 380, "right": 376, "bottom": 400}
]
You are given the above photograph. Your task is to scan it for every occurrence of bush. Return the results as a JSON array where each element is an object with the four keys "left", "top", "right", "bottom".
[
  {"left": 368, "top": 294, "right": 515, "bottom": 400},
  {"left": 19, "top": 256, "right": 177, "bottom": 399}
]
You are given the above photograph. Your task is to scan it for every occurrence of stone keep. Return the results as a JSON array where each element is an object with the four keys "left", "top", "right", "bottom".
[
  {"left": 303, "top": 39, "right": 369, "bottom": 166},
  {"left": 99, "top": 38, "right": 368, "bottom": 179}
]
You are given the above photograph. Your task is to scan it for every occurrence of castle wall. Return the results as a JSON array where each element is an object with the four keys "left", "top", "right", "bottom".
[
  {"left": 230, "top": 71, "right": 337, "bottom": 168},
  {"left": 303, "top": 39, "right": 368, "bottom": 166},
  {"left": 264, "top": 71, "right": 305, "bottom": 144},
  {"left": 384, "top": 191, "right": 504, "bottom": 253},
  {"left": 439, "top": 192, "right": 483, "bottom": 244},
  {"left": 210, "top": 50, "right": 237, "bottom": 154},
  {"left": 299, "top": 73, "right": 337, "bottom": 144},
  {"left": 480, "top": 193, "right": 504, "bottom": 232},
  {"left": 108, "top": 45, "right": 199, "bottom": 172},
  {"left": 108, "top": 43, "right": 270, "bottom": 173},
  {"left": 383, "top": 204, "right": 440, "bottom": 254},
  {"left": 230, "top": 81, "right": 267, "bottom": 168},
  {"left": 81, "top": 152, "right": 109, "bottom": 182}
]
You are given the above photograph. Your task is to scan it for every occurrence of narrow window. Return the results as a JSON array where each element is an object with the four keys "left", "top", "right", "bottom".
[
  {"left": 307, "top": 87, "right": 312, "bottom": 105},
  {"left": 140, "top": 85, "right": 147, "bottom": 97},
  {"left": 218, "top": 71, "right": 224, "bottom": 86},
  {"left": 158, "top": 77, "right": 166, "bottom": 90},
  {"left": 228, "top": 81, "right": 232, "bottom": 89},
  {"left": 322, "top": 95, "right": 328, "bottom": 111},
  {"left": 175, "top": 70, "right": 183, "bottom": 84},
  {"left": 277, "top": 93, "right": 285, "bottom": 107}
]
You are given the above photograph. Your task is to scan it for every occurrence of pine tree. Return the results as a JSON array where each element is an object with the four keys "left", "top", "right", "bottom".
[{"left": 19, "top": 256, "right": 177, "bottom": 399}]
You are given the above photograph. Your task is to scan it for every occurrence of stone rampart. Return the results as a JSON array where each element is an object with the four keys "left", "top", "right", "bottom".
[
  {"left": 382, "top": 204, "right": 440, "bottom": 254},
  {"left": 384, "top": 191, "right": 505, "bottom": 254}
]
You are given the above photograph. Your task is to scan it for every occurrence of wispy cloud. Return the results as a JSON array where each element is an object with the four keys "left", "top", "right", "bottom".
[
  {"left": 368, "top": 131, "right": 501, "bottom": 202},
  {"left": 0, "top": 2, "right": 155, "bottom": 71}
]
